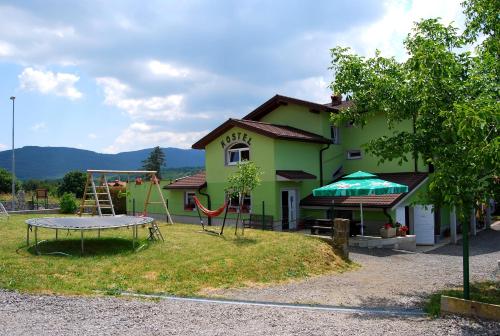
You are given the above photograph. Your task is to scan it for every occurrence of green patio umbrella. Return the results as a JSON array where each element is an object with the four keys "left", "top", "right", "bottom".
[{"left": 312, "top": 171, "right": 409, "bottom": 235}]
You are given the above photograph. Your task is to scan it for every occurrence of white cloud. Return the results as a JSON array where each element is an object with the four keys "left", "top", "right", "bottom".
[
  {"left": 0, "top": 40, "right": 14, "bottom": 56},
  {"left": 88, "top": 133, "right": 98, "bottom": 139},
  {"left": 31, "top": 122, "right": 47, "bottom": 131},
  {"left": 148, "top": 60, "right": 190, "bottom": 78},
  {"left": 0, "top": 144, "right": 7, "bottom": 151},
  {"left": 335, "top": 0, "right": 465, "bottom": 59},
  {"left": 280, "top": 76, "right": 331, "bottom": 103},
  {"left": 18, "top": 67, "right": 83, "bottom": 100},
  {"left": 103, "top": 123, "right": 208, "bottom": 153},
  {"left": 96, "top": 76, "right": 208, "bottom": 120}
]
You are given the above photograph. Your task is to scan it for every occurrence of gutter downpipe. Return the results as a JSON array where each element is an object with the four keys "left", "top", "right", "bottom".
[
  {"left": 413, "top": 114, "right": 418, "bottom": 173},
  {"left": 319, "top": 143, "right": 331, "bottom": 187},
  {"left": 198, "top": 185, "right": 212, "bottom": 226}
]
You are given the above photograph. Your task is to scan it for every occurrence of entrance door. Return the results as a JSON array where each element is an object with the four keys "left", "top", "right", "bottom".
[
  {"left": 281, "top": 189, "right": 297, "bottom": 230},
  {"left": 413, "top": 205, "right": 435, "bottom": 245}
]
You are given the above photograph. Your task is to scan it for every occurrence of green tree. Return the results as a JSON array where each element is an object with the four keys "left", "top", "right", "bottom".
[
  {"left": 142, "top": 146, "right": 166, "bottom": 179},
  {"left": 226, "top": 161, "right": 263, "bottom": 199},
  {"left": 0, "top": 168, "right": 20, "bottom": 193},
  {"left": 57, "top": 171, "right": 87, "bottom": 198},
  {"left": 226, "top": 161, "right": 263, "bottom": 233},
  {"left": 329, "top": 1, "right": 499, "bottom": 299}
]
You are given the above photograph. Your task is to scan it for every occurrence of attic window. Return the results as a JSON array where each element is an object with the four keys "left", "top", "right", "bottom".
[
  {"left": 226, "top": 143, "right": 250, "bottom": 165},
  {"left": 347, "top": 150, "right": 362, "bottom": 160}
]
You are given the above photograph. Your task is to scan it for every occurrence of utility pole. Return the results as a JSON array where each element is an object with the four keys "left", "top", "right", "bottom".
[{"left": 10, "top": 96, "right": 15, "bottom": 211}]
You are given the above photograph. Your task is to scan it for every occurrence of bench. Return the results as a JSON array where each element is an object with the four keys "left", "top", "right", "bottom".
[
  {"left": 310, "top": 219, "right": 334, "bottom": 235},
  {"left": 243, "top": 214, "right": 274, "bottom": 230},
  {"left": 310, "top": 225, "right": 334, "bottom": 235}
]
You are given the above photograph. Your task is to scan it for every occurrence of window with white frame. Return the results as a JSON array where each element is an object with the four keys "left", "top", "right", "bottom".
[
  {"left": 228, "top": 193, "right": 251, "bottom": 213},
  {"left": 347, "top": 150, "right": 362, "bottom": 160},
  {"left": 330, "top": 125, "right": 340, "bottom": 144},
  {"left": 226, "top": 143, "right": 250, "bottom": 165},
  {"left": 184, "top": 191, "right": 196, "bottom": 210}
]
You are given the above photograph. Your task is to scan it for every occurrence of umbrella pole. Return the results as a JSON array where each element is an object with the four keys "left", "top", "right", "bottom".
[{"left": 360, "top": 202, "right": 364, "bottom": 236}]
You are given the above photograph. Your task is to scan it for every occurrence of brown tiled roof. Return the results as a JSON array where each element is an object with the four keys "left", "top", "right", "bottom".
[
  {"left": 276, "top": 170, "right": 316, "bottom": 180},
  {"left": 300, "top": 172, "right": 428, "bottom": 208},
  {"left": 192, "top": 119, "right": 331, "bottom": 149},
  {"left": 242, "top": 94, "right": 353, "bottom": 121},
  {"left": 164, "top": 172, "right": 206, "bottom": 189}
]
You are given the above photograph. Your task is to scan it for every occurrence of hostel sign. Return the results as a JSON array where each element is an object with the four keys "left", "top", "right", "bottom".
[{"left": 220, "top": 132, "right": 252, "bottom": 148}]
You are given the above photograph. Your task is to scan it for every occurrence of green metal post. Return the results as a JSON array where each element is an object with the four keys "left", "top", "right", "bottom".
[
  {"left": 262, "top": 201, "right": 265, "bottom": 230},
  {"left": 462, "top": 211, "right": 470, "bottom": 300}
]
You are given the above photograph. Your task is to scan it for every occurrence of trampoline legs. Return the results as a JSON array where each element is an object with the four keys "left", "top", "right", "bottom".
[
  {"left": 34, "top": 226, "right": 39, "bottom": 255},
  {"left": 132, "top": 225, "right": 135, "bottom": 249},
  {"left": 98, "top": 229, "right": 100, "bottom": 238},
  {"left": 55, "top": 229, "right": 58, "bottom": 240},
  {"left": 81, "top": 231, "right": 84, "bottom": 256},
  {"left": 26, "top": 225, "right": 30, "bottom": 247}
]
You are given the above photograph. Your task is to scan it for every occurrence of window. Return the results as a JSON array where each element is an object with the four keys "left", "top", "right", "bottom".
[
  {"left": 330, "top": 126, "right": 340, "bottom": 144},
  {"left": 347, "top": 150, "right": 362, "bottom": 160},
  {"left": 226, "top": 143, "right": 250, "bottom": 165},
  {"left": 228, "top": 193, "right": 251, "bottom": 213},
  {"left": 184, "top": 192, "right": 196, "bottom": 210}
]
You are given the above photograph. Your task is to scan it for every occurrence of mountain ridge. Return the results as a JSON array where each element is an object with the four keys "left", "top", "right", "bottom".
[{"left": 0, "top": 146, "right": 205, "bottom": 180}]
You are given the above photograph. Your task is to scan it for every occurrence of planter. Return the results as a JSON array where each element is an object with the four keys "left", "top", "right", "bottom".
[
  {"left": 380, "top": 227, "right": 397, "bottom": 238},
  {"left": 397, "top": 228, "right": 407, "bottom": 236}
]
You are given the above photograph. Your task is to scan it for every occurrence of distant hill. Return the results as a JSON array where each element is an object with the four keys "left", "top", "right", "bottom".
[{"left": 0, "top": 146, "right": 205, "bottom": 180}]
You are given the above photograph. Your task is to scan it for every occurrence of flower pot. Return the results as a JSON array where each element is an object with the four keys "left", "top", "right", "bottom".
[
  {"left": 380, "top": 227, "right": 396, "bottom": 238},
  {"left": 397, "top": 228, "right": 407, "bottom": 237}
]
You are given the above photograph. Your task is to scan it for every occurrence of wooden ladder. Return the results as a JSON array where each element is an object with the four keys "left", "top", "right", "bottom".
[{"left": 79, "top": 172, "right": 115, "bottom": 216}]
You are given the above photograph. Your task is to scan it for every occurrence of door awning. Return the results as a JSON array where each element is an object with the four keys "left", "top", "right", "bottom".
[{"left": 276, "top": 170, "right": 316, "bottom": 181}]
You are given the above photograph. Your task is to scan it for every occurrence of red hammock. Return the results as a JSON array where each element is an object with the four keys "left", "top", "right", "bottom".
[{"left": 193, "top": 196, "right": 227, "bottom": 218}]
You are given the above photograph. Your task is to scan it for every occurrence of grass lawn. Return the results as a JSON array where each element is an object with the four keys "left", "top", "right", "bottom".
[
  {"left": 0, "top": 214, "right": 354, "bottom": 297},
  {"left": 424, "top": 281, "right": 500, "bottom": 317}
]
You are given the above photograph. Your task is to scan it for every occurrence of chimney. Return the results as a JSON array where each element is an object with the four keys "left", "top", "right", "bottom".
[{"left": 331, "top": 94, "right": 342, "bottom": 106}]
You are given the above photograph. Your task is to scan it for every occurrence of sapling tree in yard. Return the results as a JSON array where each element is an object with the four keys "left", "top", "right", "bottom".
[
  {"left": 226, "top": 161, "right": 263, "bottom": 233},
  {"left": 329, "top": 0, "right": 499, "bottom": 299}
]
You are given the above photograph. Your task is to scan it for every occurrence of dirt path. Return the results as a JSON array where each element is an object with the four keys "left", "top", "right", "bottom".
[{"left": 208, "top": 227, "right": 500, "bottom": 308}]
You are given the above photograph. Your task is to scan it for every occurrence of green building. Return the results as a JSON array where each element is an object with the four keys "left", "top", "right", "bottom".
[{"left": 129, "top": 94, "right": 466, "bottom": 245}]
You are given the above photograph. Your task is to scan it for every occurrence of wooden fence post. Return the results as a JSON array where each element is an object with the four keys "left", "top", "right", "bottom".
[{"left": 333, "top": 218, "right": 350, "bottom": 259}]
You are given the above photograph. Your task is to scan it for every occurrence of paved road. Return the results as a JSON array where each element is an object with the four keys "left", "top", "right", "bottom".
[
  {"left": 210, "top": 226, "right": 500, "bottom": 308},
  {"left": 1, "top": 290, "right": 498, "bottom": 336}
]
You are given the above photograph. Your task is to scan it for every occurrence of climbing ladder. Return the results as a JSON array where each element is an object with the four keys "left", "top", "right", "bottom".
[
  {"left": 0, "top": 201, "right": 8, "bottom": 220},
  {"left": 80, "top": 172, "right": 115, "bottom": 216}
]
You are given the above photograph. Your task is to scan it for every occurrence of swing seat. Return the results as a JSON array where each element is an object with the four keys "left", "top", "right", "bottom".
[{"left": 193, "top": 197, "right": 227, "bottom": 217}]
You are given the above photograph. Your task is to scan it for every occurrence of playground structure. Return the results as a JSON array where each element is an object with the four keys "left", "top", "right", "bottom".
[
  {"left": 79, "top": 170, "right": 173, "bottom": 224},
  {"left": 25, "top": 170, "right": 172, "bottom": 256},
  {"left": 0, "top": 201, "right": 8, "bottom": 220}
]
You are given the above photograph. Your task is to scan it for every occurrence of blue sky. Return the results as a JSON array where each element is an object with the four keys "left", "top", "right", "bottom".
[{"left": 0, "top": 0, "right": 465, "bottom": 153}]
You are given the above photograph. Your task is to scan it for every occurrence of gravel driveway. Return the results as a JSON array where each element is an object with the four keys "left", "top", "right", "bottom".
[
  {"left": 1, "top": 290, "right": 499, "bottom": 336},
  {"left": 209, "top": 226, "right": 500, "bottom": 308}
]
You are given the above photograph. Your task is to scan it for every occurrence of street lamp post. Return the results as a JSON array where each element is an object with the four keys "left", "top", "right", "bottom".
[{"left": 10, "top": 96, "right": 15, "bottom": 211}]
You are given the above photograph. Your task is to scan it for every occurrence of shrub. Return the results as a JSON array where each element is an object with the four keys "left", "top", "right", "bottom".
[
  {"left": 59, "top": 193, "right": 78, "bottom": 214},
  {"left": 57, "top": 171, "right": 86, "bottom": 198}
]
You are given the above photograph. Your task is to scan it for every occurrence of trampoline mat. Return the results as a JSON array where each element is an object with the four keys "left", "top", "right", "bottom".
[{"left": 26, "top": 216, "right": 154, "bottom": 230}]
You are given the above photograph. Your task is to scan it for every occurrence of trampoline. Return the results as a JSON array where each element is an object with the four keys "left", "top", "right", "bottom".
[{"left": 25, "top": 215, "right": 156, "bottom": 255}]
